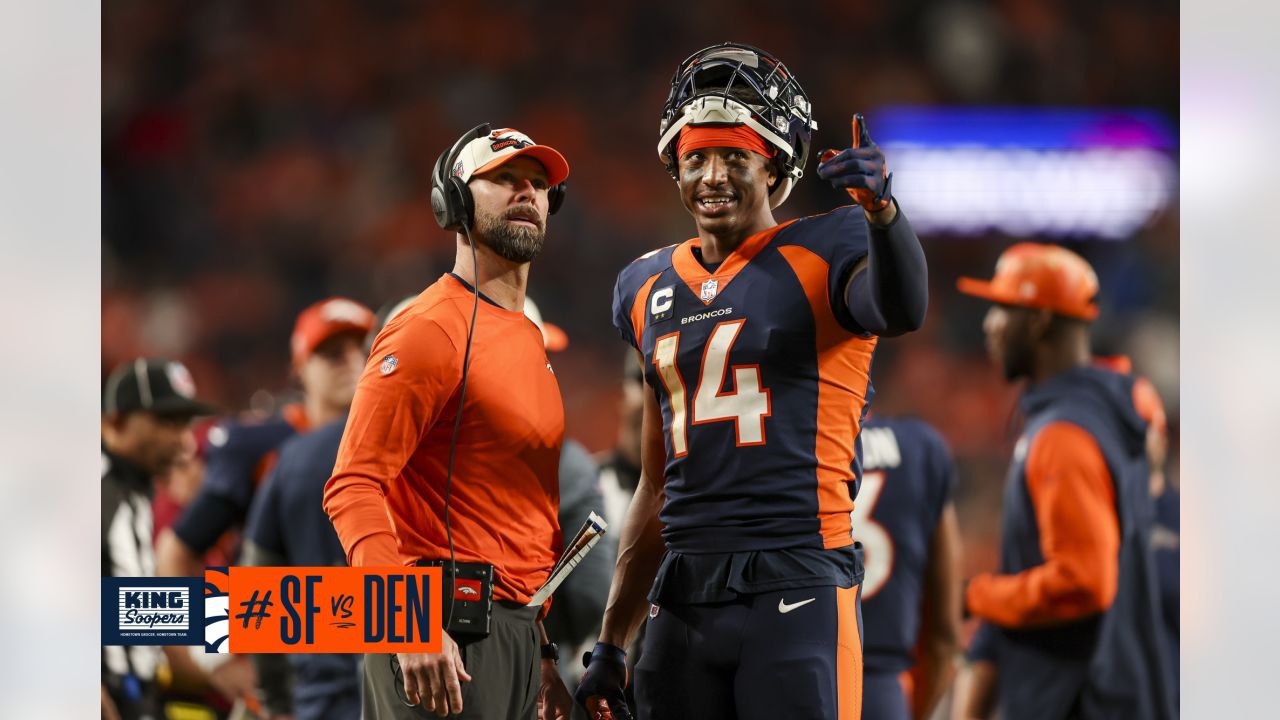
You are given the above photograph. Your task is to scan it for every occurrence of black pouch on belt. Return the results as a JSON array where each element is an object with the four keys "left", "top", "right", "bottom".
[{"left": 415, "top": 559, "right": 494, "bottom": 639}]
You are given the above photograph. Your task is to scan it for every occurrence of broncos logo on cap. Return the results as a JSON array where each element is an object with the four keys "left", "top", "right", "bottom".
[{"left": 489, "top": 128, "right": 534, "bottom": 152}]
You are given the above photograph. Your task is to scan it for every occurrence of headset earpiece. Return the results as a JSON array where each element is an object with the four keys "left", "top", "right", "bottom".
[
  {"left": 431, "top": 123, "right": 492, "bottom": 232},
  {"left": 548, "top": 181, "right": 567, "bottom": 215}
]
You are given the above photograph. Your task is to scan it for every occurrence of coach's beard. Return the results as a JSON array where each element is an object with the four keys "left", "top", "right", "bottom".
[{"left": 475, "top": 206, "right": 545, "bottom": 264}]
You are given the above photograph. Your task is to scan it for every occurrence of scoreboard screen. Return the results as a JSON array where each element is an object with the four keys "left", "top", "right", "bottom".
[{"left": 872, "top": 107, "right": 1177, "bottom": 240}]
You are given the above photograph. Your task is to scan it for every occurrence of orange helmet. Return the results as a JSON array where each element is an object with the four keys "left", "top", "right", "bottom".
[{"left": 957, "top": 242, "right": 1100, "bottom": 321}]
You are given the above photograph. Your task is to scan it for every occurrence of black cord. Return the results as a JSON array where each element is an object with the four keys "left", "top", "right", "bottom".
[
  {"left": 444, "top": 221, "right": 480, "bottom": 634},
  {"left": 391, "top": 654, "right": 415, "bottom": 707},
  {"left": 394, "top": 224, "right": 479, "bottom": 710}
]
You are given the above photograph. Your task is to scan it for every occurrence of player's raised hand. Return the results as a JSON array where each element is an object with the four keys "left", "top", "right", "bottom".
[
  {"left": 816, "top": 113, "right": 893, "bottom": 213},
  {"left": 575, "top": 642, "right": 633, "bottom": 720}
]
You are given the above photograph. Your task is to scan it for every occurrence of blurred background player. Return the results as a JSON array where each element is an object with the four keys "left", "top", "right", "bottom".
[
  {"left": 527, "top": 296, "right": 619, "bottom": 720},
  {"left": 586, "top": 351, "right": 648, "bottom": 713},
  {"left": 152, "top": 296, "right": 372, "bottom": 716},
  {"left": 856, "top": 415, "right": 962, "bottom": 720},
  {"left": 580, "top": 42, "right": 929, "bottom": 719},
  {"left": 156, "top": 296, "right": 374, "bottom": 577},
  {"left": 151, "top": 419, "right": 236, "bottom": 567},
  {"left": 240, "top": 294, "right": 414, "bottom": 720},
  {"left": 955, "top": 243, "right": 1175, "bottom": 719},
  {"left": 952, "top": 358, "right": 1177, "bottom": 719},
  {"left": 594, "top": 351, "right": 645, "bottom": 532},
  {"left": 148, "top": 419, "right": 260, "bottom": 719},
  {"left": 243, "top": 418, "right": 356, "bottom": 720},
  {"left": 102, "top": 358, "right": 214, "bottom": 720}
]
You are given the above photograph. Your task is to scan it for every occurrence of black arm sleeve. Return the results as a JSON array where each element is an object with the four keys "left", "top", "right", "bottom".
[{"left": 844, "top": 202, "right": 928, "bottom": 337}]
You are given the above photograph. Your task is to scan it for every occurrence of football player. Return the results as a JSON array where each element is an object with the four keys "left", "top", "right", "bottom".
[
  {"left": 954, "top": 243, "right": 1175, "bottom": 719},
  {"left": 856, "top": 416, "right": 962, "bottom": 720},
  {"left": 577, "top": 42, "right": 928, "bottom": 720},
  {"left": 155, "top": 297, "right": 375, "bottom": 578},
  {"left": 953, "top": 355, "right": 1177, "bottom": 719}
]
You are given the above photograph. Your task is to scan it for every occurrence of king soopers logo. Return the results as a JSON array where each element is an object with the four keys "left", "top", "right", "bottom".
[
  {"left": 119, "top": 586, "right": 189, "bottom": 633},
  {"left": 104, "top": 576, "right": 203, "bottom": 645}
]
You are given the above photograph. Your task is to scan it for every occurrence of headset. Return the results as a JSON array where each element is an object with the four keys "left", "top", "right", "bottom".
[
  {"left": 430, "top": 122, "right": 567, "bottom": 231},
  {"left": 414, "top": 124, "right": 566, "bottom": 668}
]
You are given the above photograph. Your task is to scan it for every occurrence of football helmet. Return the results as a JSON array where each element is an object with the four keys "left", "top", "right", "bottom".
[{"left": 657, "top": 42, "right": 817, "bottom": 209}]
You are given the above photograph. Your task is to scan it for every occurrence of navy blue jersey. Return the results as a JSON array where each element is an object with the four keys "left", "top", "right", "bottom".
[
  {"left": 172, "top": 408, "right": 305, "bottom": 554},
  {"left": 244, "top": 418, "right": 346, "bottom": 566},
  {"left": 856, "top": 416, "right": 956, "bottom": 674},
  {"left": 611, "top": 206, "right": 877, "bottom": 554},
  {"left": 243, "top": 418, "right": 357, "bottom": 717}
]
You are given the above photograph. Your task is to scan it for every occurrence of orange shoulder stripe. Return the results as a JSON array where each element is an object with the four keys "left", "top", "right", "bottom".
[{"left": 629, "top": 272, "right": 664, "bottom": 346}]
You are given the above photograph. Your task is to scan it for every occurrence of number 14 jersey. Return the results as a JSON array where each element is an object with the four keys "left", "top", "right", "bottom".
[{"left": 612, "top": 205, "right": 878, "bottom": 555}]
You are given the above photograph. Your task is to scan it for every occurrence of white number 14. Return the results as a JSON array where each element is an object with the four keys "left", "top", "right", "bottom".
[{"left": 653, "top": 320, "right": 771, "bottom": 457}]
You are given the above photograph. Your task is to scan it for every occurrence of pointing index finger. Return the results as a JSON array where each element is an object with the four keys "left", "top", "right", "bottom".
[{"left": 853, "top": 112, "right": 874, "bottom": 149}]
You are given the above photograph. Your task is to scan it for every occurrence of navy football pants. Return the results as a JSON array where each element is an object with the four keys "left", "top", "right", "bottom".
[{"left": 634, "top": 584, "right": 863, "bottom": 720}]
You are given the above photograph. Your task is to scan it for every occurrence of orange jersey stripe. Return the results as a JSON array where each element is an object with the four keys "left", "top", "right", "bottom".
[
  {"left": 629, "top": 272, "right": 664, "bottom": 347},
  {"left": 777, "top": 245, "right": 878, "bottom": 549}
]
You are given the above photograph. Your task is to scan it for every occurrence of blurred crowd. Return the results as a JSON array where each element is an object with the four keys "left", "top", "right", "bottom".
[{"left": 102, "top": 0, "right": 1177, "bottom": 599}]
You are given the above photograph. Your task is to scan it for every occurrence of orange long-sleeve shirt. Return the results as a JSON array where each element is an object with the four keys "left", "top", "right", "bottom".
[
  {"left": 966, "top": 421, "right": 1120, "bottom": 628},
  {"left": 323, "top": 275, "right": 564, "bottom": 604}
]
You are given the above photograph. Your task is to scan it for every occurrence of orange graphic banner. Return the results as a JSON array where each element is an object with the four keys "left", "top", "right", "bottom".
[{"left": 207, "top": 567, "right": 442, "bottom": 653}]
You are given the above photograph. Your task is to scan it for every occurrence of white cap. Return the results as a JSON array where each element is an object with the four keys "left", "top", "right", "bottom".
[{"left": 451, "top": 128, "right": 570, "bottom": 187}]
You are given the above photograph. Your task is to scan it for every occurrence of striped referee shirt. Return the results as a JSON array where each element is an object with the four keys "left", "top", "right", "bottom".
[{"left": 101, "top": 447, "right": 161, "bottom": 684}]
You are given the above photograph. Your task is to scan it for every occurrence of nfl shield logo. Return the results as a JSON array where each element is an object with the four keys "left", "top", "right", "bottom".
[
  {"left": 700, "top": 279, "right": 719, "bottom": 303},
  {"left": 379, "top": 355, "right": 398, "bottom": 375}
]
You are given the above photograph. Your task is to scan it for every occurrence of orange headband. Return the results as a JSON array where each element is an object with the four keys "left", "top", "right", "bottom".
[{"left": 676, "top": 125, "right": 777, "bottom": 160}]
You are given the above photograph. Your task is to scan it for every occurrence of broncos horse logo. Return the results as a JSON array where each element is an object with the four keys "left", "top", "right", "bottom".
[{"left": 203, "top": 567, "right": 231, "bottom": 653}]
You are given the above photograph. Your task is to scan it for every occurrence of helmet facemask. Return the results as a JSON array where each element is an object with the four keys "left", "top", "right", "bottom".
[{"left": 658, "top": 43, "right": 817, "bottom": 209}]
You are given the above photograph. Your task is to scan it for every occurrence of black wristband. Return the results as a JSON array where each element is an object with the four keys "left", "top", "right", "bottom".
[{"left": 541, "top": 642, "right": 559, "bottom": 664}]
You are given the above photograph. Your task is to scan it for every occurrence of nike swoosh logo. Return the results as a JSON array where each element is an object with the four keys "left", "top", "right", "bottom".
[{"left": 778, "top": 597, "right": 816, "bottom": 614}]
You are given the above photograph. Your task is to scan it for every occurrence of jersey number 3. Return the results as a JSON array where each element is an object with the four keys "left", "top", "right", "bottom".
[
  {"left": 851, "top": 470, "right": 893, "bottom": 598},
  {"left": 653, "top": 319, "right": 771, "bottom": 457}
]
